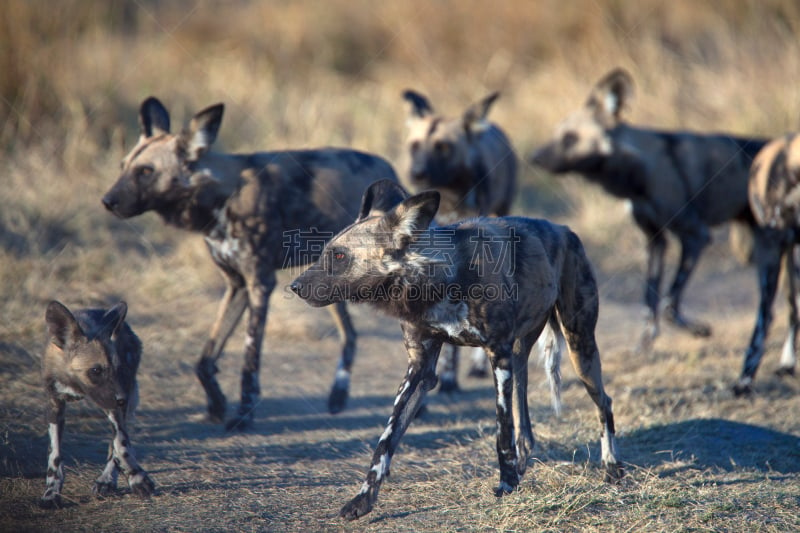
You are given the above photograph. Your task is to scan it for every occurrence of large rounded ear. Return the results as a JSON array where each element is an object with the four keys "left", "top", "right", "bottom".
[
  {"left": 46, "top": 301, "right": 84, "bottom": 349},
  {"left": 139, "top": 97, "right": 171, "bottom": 138},
  {"left": 403, "top": 89, "right": 434, "bottom": 121},
  {"left": 384, "top": 190, "right": 440, "bottom": 249},
  {"left": 182, "top": 103, "right": 224, "bottom": 162},
  {"left": 462, "top": 91, "right": 499, "bottom": 137},
  {"left": 357, "top": 180, "right": 410, "bottom": 221},
  {"left": 99, "top": 301, "right": 128, "bottom": 338},
  {"left": 585, "top": 68, "right": 634, "bottom": 125}
]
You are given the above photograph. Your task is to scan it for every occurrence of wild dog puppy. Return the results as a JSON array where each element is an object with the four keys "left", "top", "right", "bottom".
[
  {"left": 103, "top": 97, "right": 399, "bottom": 428},
  {"left": 291, "top": 183, "right": 623, "bottom": 520},
  {"left": 742, "top": 134, "right": 800, "bottom": 393},
  {"left": 41, "top": 301, "right": 154, "bottom": 508},
  {"left": 403, "top": 90, "right": 518, "bottom": 383},
  {"left": 530, "top": 69, "right": 775, "bottom": 366}
]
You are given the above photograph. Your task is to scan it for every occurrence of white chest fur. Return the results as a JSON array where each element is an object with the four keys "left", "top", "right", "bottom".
[
  {"left": 205, "top": 209, "right": 241, "bottom": 269},
  {"left": 424, "top": 300, "right": 484, "bottom": 343},
  {"left": 54, "top": 381, "right": 84, "bottom": 401}
]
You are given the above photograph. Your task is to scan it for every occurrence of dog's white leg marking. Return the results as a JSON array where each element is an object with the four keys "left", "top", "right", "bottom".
[
  {"left": 340, "top": 334, "right": 441, "bottom": 520},
  {"left": 494, "top": 367, "right": 511, "bottom": 413},
  {"left": 43, "top": 422, "right": 64, "bottom": 501}
]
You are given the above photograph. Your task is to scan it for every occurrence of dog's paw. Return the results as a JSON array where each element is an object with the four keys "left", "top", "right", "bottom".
[
  {"left": 493, "top": 480, "right": 517, "bottom": 497},
  {"left": 92, "top": 480, "right": 117, "bottom": 498},
  {"left": 129, "top": 472, "right": 155, "bottom": 498},
  {"left": 328, "top": 386, "right": 349, "bottom": 415},
  {"left": 225, "top": 413, "right": 254, "bottom": 432},
  {"left": 732, "top": 381, "right": 753, "bottom": 397},
  {"left": 340, "top": 492, "right": 375, "bottom": 521},
  {"left": 40, "top": 490, "right": 63, "bottom": 509},
  {"left": 603, "top": 462, "right": 625, "bottom": 483}
]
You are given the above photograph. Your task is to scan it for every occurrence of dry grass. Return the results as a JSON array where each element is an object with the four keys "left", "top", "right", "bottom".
[{"left": 2, "top": 1, "right": 800, "bottom": 531}]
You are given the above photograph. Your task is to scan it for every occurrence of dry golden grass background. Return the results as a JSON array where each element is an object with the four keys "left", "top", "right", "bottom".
[{"left": 2, "top": 1, "right": 800, "bottom": 531}]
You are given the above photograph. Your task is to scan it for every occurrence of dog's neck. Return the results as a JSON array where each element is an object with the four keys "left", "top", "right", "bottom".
[
  {"left": 371, "top": 231, "right": 457, "bottom": 321},
  {"left": 155, "top": 152, "right": 251, "bottom": 234},
  {"left": 583, "top": 136, "right": 649, "bottom": 199}
]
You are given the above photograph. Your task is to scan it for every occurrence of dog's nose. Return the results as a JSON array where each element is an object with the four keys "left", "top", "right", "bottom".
[
  {"left": 102, "top": 195, "right": 118, "bottom": 212},
  {"left": 116, "top": 396, "right": 127, "bottom": 408}
]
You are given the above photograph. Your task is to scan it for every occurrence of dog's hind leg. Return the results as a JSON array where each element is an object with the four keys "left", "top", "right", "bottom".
[
  {"left": 777, "top": 243, "right": 799, "bottom": 377},
  {"left": 663, "top": 222, "right": 712, "bottom": 337},
  {"left": 634, "top": 217, "right": 667, "bottom": 353},
  {"left": 327, "top": 301, "right": 357, "bottom": 413},
  {"left": 736, "top": 227, "right": 783, "bottom": 395},
  {"left": 437, "top": 344, "right": 460, "bottom": 392},
  {"left": 558, "top": 235, "right": 623, "bottom": 480}
]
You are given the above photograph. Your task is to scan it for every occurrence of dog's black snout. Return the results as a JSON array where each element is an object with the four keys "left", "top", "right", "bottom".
[
  {"left": 116, "top": 397, "right": 127, "bottom": 407},
  {"left": 102, "top": 195, "right": 118, "bottom": 212},
  {"left": 289, "top": 281, "right": 301, "bottom": 295}
]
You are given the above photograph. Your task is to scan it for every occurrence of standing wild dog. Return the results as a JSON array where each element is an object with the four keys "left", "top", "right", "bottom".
[
  {"left": 41, "top": 301, "right": 154, "bottom": 507},
  {"left": 402, "top": 89, "right": 518, "bottom": 383},
  {"left": 291, "top": 183, "right": 623, "bottom": 520},
  {"left": 102, "top": 97, "right": 398, "bottom": 429},
  {"left": 742, "top": 133, "right": 800, "bottom": 392},
  {"left": 530, "top": 68, "right": 779, "bottom": 371},
  {"left": 402, "top": 89, "right": 517, "bottom": 222}
]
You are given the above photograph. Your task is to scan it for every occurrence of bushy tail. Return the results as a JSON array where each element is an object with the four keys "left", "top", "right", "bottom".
[{"left": 537, "top": 319, "right": 564, "bottom": 416}]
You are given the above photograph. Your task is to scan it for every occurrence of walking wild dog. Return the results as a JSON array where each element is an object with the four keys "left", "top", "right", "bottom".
[
  {"left": 529, "top": 69, "right": 787, "bottom": 387},
  {"left": 742, "top": 134, "right": 800, "bottom": 392},
  {"left": 41, "top": 301, "right": 154, "bottom": 507},
  {"left": 291, "top": 181, "right": 623, "bottom": 520},
  {"left": 402, "top": 90, "right": 518, "bottom": 383},
  {"left": 102, "top": 97, "right": 398, "bottom": 429}
]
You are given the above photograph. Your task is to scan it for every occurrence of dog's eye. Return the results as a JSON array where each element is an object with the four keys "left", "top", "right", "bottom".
[
  {"left": 136, "top": 165, "right": 155, "bottom": 181},
  {"left": 435, "top": 142, "right": 452, "bottom": 157},
  {"left": 88, "top": 366, "right": 104, "bottom": 377},
  {"left": 334, "top": 252, "right": 346, "bottom": 261},
  {"left": 562, "top": 132, "right": 579, "bottom": 150},
  {"left": 410, "top": 141, "right": 421, "bottom": 154}
]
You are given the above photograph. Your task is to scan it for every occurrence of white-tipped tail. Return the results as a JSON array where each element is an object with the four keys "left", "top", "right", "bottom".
[{"left": 537, "top": 323, "right": 563, "bottom": 416}]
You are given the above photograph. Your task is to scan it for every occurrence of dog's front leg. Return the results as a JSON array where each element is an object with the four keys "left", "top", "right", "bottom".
[
  {"left": 41, "top": 398, "right": 65, "bottom": 508},
  {"left": 340, "top": 327, "right": 442, "bottom": 521},
  {"left": 102, "top": 407, "right": 154, "bottom": 497},
  {"left": 227, "top": 274, "right": 275, "bottom": 431},
  {"left": 196, "top": 280, "right": 248, "bottom": 423}
]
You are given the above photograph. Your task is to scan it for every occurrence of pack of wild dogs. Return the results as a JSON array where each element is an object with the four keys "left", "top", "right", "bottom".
[{"left": 38, "top": 68, "right": 800, "bottom": 519}]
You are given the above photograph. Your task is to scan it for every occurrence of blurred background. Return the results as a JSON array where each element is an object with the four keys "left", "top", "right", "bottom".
[{"left": 3, "top": 0, "right": 800, "bottom": 344}]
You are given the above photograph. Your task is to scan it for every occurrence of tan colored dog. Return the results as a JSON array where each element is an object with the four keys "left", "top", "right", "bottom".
[
  {"left": 41, "top": 301, "right": 154, "bottom": 507},
  {"left": 103, "top": 97, "right": 399, "bottom": 428}
]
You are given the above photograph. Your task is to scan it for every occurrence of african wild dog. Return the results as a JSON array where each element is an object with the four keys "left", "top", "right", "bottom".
[
  {"left": 291, "top": 182, "right": 623, "bottom": 520},
  {"left": 41, "top": 301, "right": 154, "bottom": 508},
  {"left": 402, "top": 89, "right": 517, "bottom": 222},
  {"left": 402, "top": 90, "right": 518, "bottom": 383},
  {"left": 740, "top": 133, "right": 800, "bottom": 392},
  {"left": 102, "top": 97, "right": 398, "bottom": 429},
  {"left": 529, "top": 69, "right": 789, "bottom": 391}
]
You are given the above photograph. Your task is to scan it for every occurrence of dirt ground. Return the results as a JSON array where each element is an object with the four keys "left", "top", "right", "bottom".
[{"left": 2, "top": 214, "right": 799, "bottom": 532}]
